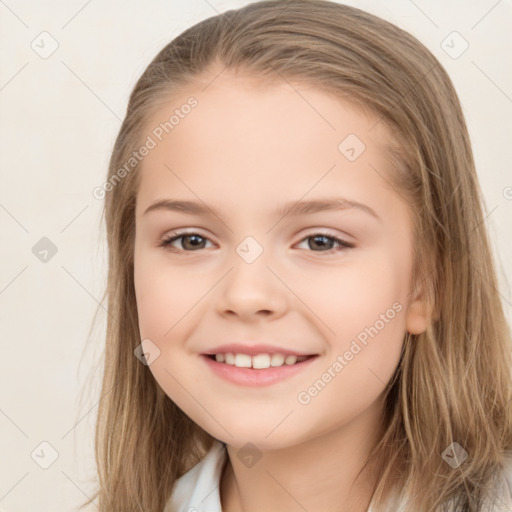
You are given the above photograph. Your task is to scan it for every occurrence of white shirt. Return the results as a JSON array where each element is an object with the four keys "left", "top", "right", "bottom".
[{"left": 165, "top": 440, "right": 512, "bottom": 512}]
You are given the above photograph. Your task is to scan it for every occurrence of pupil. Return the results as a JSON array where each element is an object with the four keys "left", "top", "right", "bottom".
[
  {"left": 311, "top": 235, "right": 331, "bottom": 250},
  {"left": 184, "top": 235, "right": 204, "bottom": 250}
]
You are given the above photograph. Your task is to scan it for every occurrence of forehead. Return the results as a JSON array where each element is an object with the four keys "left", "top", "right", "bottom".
[{"left": 135, "top": 70, "right": 396, "bottom": 216}]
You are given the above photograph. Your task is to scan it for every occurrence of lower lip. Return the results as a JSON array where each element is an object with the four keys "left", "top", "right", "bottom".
[{"left": 201, "top": 354, "right": 319, "bottom": 387}]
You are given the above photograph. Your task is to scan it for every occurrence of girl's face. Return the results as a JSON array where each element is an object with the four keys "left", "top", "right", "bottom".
[{"left": 133, "top": 69, "right": 429, "bottom": 450}]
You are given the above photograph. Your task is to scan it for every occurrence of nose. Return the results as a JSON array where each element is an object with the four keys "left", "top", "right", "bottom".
[{"left": 216, "top": 255, "right": 288, "bottom": 322}]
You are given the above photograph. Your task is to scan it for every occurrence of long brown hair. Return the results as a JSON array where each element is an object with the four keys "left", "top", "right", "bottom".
[{"left": 81, "top": 1, "right": 512, "bottom": 510}]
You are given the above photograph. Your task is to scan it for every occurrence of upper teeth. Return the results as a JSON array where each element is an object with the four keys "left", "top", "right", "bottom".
[{"left": 214, "top": 353, "right": 308, "bottom": 369}]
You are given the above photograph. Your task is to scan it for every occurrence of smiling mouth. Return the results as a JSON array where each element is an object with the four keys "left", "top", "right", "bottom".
[{"left": 204, "top": 353, "right": 318, "bottom": 369}]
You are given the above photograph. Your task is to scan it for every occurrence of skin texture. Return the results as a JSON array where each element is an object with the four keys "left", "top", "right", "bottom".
[{"left": 133, "top": 68, "right": 430, "bottom": 512}]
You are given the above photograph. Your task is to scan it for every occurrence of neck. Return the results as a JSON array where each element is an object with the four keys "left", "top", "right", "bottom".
[{"left": 220, "top": 395, "right": 386, "bottom": 512}]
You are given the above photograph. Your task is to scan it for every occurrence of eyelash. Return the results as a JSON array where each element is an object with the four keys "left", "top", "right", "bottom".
[{"left": 158, "top": 231, "right": 355, "bottom": 255}]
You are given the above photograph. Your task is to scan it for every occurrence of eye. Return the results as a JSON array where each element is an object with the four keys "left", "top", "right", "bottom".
[
  {"left": 159, "top": 231, "right": 354, "bottom": 254},
  {"left": 295, "top": 232, "right": 354, "bottom": 253},
  {"left": 159, "top": 232, "right": 213, "bottom": 252}
]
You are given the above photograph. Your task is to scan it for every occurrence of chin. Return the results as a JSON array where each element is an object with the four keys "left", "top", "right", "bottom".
[{"left": 210, "top": 422, "right": 305, "bottom": 452}]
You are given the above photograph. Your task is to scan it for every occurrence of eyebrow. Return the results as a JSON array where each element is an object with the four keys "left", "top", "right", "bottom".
[{"left": 143, "top": 197, "right": 380, "bottom": 220}]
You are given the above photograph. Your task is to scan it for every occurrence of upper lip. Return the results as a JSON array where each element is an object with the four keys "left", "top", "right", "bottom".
[{"left": 202, "top": 343, "right": 317, "bottom": 357}]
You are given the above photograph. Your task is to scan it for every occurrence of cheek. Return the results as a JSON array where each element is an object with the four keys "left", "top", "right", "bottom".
[
  {"left": 133, "top": 255, "right": 209, "bottom": 419},
  {"left": 134, "top": 253, "right": 204, "bottom": 338},
  {"left": 291, "top": 250, "right": 409, "bottom": 337},
  {"left": 288, "top": 250, "right": 409, "bottom": 384},
  {"left": 288, "top": 258, "right": 407, "bottom": 435}
]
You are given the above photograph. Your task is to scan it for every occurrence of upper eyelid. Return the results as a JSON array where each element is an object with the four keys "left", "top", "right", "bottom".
[{"left": 162, "top": 228, "right": 349, "bottom": 239}]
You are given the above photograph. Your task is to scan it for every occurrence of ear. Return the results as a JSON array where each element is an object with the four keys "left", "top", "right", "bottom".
[{"left": 405, "top": 281, "right": 431, "bottom": 334}]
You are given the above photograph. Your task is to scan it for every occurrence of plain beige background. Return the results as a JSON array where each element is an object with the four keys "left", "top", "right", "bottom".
[{"left": 0, "top": 0, "right": 511, "bottom": 510}]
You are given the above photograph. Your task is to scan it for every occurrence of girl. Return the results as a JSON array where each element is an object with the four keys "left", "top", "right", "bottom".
[{"left": 84, "top": 1, "right": 512, "bottom": 510}]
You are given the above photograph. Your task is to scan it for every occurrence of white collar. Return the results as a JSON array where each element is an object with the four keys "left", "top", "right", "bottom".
[
  {"left": 165, "top": 440, "right": 227, "bottom": 512},
  {"left": 165, "top": 440, "right": 512, "bottom": 512}
]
